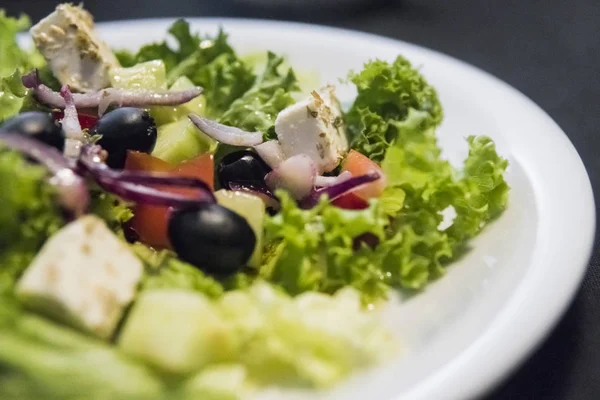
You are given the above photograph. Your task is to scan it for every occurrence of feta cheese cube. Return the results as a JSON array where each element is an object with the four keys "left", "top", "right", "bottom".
[
  {"left": 275, "top": 86, "right": 349, "bottom": 173},
  {"left": 16, "top": 215, "right": 143, "bottom": 339},
  {"left": 30, "top": 4, "right": 120, "bottom": 92}
]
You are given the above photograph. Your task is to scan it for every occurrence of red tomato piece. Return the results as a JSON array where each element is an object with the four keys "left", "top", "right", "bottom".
[
  {"left": 340, "top": 150, "right": 386, "bottom": 200},
  {"left": 332, "top": 150, "right": 386, "bottom": 210},
  {"left": 331, "top": 192, "right": 369, "bottom": 210},
  {"left": 124, "top": 151, "right": 173, "bottom": 172},
  {"left": 52, "top": 110, "right": 99, "bottom": 130},
  {"left": 124, "top": 151, "right": 214, "bottom": 249},
  {"left": 171, "top": 154, "right": 215, "bottom": 191}
]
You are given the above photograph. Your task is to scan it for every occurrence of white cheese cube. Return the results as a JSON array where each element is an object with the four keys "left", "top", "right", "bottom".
[
  {"left": 275, "top": 86, "right": 349, "bottom": 173},
  {"left": 30, "top": 4, "right": 120, "bottom": 92},
  {"left": 16, "top": 215, "right": 143, "bottom": 339}
]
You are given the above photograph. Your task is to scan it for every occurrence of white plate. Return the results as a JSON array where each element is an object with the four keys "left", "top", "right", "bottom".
[{"left": 84, "top": 18, "right": 595, "bottom": 400}]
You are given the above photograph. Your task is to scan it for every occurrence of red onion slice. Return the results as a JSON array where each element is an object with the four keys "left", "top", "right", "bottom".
[
  {"left": 21, "top": 69, "right": 42, "bottom": 88},
  {"left": 60, "top": 86, "right": 83, "bottom": 139},
  {"left": 0, "top": 131, "right": 89, "bottom": 216},
  {"left": 94, "top": 179, "right": 213, "bottom": 208},
  {"left": 299, "top": 172, "right": 381, "bottom": 209},
  {"left": 0, "top": 132, "right": 70, "bottom": 174},
  {"left": 23, "top": 70, "right": 203, "bottom": 116},
  {"left": 265, "top": 154, "right": 317, "bottom": 200},
  {"left": 78, "top": 145, "right": 215, "bottom": 207},
  {"left": 188, "top": 114, "right": 263, "bottom": 146},
  {"left": 60, "top": 85, "right": 86, "bottom": 162},
  {"left": 315, "top": 171, "right": 353, "bottom": 187},
  {"left": 254, "top": 140, "right": 285, "bottom": 169}
]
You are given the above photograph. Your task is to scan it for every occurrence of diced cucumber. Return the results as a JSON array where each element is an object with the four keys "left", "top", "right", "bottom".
[
  {"left": 153, "top": 118, "right": 216, "bottom": 164},
  {"left": 117, "top": 290, "right": 235, "bottom": 375},
  {"left": 215, "top": 190, "right": 265, "bottom": 267},
  {"left": 182, "top": 364, "right": 249, "bottom": 400},
  {"left": 152, "top": 76, "right": 207, "bottom": 125},
  {"left": 110, "top": 60, "right": 167, "bottom": 90}
]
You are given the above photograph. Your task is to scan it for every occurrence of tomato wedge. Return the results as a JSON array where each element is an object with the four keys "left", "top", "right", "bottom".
[
  {"left": 340, "top": 150, "right": 386, "bottom": 200},
  {"left": 52, "top": 110, "right": 99, "bottom": 130},
  {"left": 124, "top": 151, "right": 172, "bottom": 172},
  {"left": 172, "top": 156, "right": 215, "bottom": 191},
  {"left": 331, "top": 192, "right": 369, "bottom": 210},
  {"left": 125, "top": 151, "right": 214, "bottom": 249},
  {"left": 332, "top": 150, "right": 386, "bottom": 210}
]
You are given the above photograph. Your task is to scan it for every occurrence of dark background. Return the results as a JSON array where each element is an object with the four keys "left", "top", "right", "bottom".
[{"left": 4, "top": 0, "right": 600, "bottom": 398}]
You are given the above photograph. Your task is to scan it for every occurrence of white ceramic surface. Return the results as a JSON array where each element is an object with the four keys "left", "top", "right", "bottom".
[{"left": 55, "top": 18, "right": 597, "bottom": 400}]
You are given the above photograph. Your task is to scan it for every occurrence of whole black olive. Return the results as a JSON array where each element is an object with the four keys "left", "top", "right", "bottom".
[
  {"left": 93, "top": 107, "right": 157, "bottom": 169},
  {"left": 168, "top": 203, "right": 256, "bottom": 274},
  {"left": 217, "top": 150, "right": 271, "bottom": 190},
  {"left": 0, "top": 112, "right": 64, "bottom": 150}
]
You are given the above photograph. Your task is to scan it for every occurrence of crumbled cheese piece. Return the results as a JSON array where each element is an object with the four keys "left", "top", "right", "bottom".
[
  {"left": 30, "top": 4, "right": 120, "bottom": 92},
  {"left": 275, "top": 86, "right": 349, "bottom": 173},
  {"left": 16, "top": 215, "right": 143, "bottom": 339}
]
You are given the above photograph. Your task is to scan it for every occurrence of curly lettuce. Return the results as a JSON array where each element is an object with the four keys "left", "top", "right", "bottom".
[
  {"left": 445, "top": 136, "right": 510, "bottom": 246},
  {"left": 261, "top": 134, "right": 508, "bottom": 301},
  {"left": 346, "top": 56, "right": 443, "bottom": 162},
  {"left": 0, "top": 148, "right": 63, "bottom": 294},
  {"left": 0, "top": 12, "right": 39, "bottom": 77},
  {"left": 0, "top": 11, "right": 57, "bottom": 121},
  {"left": 261, "top": 192, "right": 391, "bottom": 302},
  {"left": 132, "top": 244, "right": 224, "bottom": 299},
  {"left": 88, "top": 188, "right": 134, "bottom": 235},
  {"left": 115, "top": 20, "right": 254, "bottom": 117},
  {"left": 0, "top": 70, "right": 27, "bottom": 121},
  {"left": 383, "top": 132, "right": 509, "bottom": 286},
  {"left": 219, "top": 51, "right": 299, "bottom": 134},
  {"left": 0, "top": 12, "right": 48, "bottom": 121}
]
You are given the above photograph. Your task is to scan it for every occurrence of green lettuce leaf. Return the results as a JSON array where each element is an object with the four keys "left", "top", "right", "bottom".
[
  {"left": 0, "top": 70, "right": 27, "bottom": 121},
  {"left": 379, "top": 186, "right": 406, "bottom": 217},
  {"left": 0, "top": 148, "right": 63, "bottom": 294},
  {"left": 446, "top": 136, "right": 510, "bottom": 246},
  {"left": 261, "top": 132, "right": 508, "bottom": 299},
  {"left": 346, "top": 56, "right": 443, "bottom": 162},
  {"left": 115, "top": 20, "right": 255, "bottom": 117},
  {"left": 339, "top": 58, "right": 508, "bottom": 293},
  {"left": 190, "top": 52, "right": 255, "bottom": 117},
  {"left": 260, "top": 191, "right": 391, "bottom": 302},
  {"left": 380, "top": 134, "right": 509, "bottom": 287},
  {"left": 219, "top": 51, "right": 299, "bottom": 134},
  {"left": 132, "top": 244, "right": 224, "bottom": 299},
  {"left": 115, "top": 19, "right": 196, "bottom": 70},
  {"left": 0, "top": 12, "right": 35, "bottom": 77},
  {"left": 0, "top": 12, "right": 49, "bottom": 121},
  {"left": 88, "top": 188, "right": 134, "bottom": 235}
]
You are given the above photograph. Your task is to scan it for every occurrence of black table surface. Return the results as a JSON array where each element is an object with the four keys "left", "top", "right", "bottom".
[{"left": 4, "top": 0, "right": 600, "bottom": 398}]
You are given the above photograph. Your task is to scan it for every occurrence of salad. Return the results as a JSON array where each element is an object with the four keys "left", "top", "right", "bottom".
[{"left": 0, "top": 4, "right": 510, "bottom": 400}]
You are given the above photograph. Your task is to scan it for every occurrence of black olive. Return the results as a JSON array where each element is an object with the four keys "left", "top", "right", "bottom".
[
  {"left": 168, "top": 204, "right": 256, "bottom": 274},
  {"left": 0, "top": 112, "right": 64, "bottom": 150},
  {"left": 93, "top": 107, "right": 157, "bottom": 169},
  {"left": 352, "top": 232, "right": 380, "bottom": 250},
  {"left": 217, "top": 150, "right": 271, "bottom": 190}
]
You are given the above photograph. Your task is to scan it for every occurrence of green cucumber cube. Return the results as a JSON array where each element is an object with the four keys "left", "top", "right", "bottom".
[
  {"left": 117, "top": 290, "right": 235, "bottom": 375},
  {"left": 152, "top": 118, "right": 215, "bottom": 164},
  {"left": 215, "top": 190, "right": 265, "bottom": 267},
  {"left": 110, "top": 60, "right": 167, "bottom": 90}
]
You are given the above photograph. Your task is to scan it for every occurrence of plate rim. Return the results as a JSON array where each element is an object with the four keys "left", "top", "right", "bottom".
[{"left": 72, "top": 17, "right": 599, "bottom": 399}]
